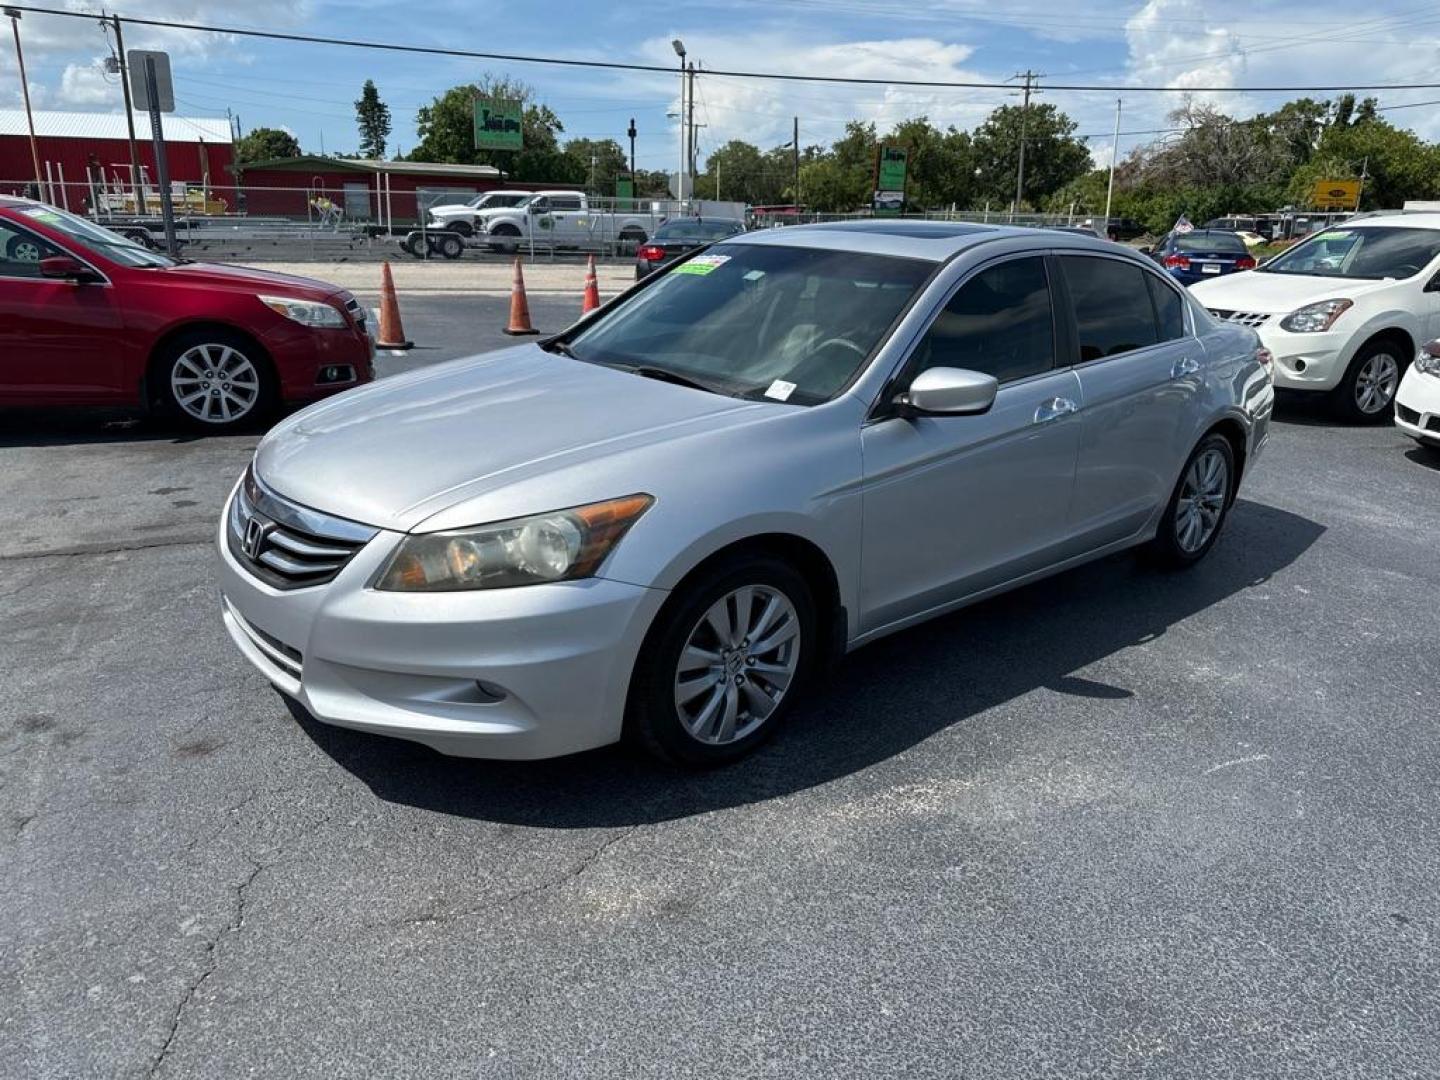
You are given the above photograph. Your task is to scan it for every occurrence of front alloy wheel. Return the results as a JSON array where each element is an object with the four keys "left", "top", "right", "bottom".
[
  {"left": 674, "top": 585, "right": 801, "bottom": 746},
  {"left": 628, "top": 554, "right": 816, "bottom": 766}
]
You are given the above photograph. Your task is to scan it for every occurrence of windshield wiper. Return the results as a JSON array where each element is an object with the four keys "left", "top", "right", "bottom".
[
  {"left": 540, "top": 338, "right": 579, "bottom": 359},
  {"left": 625, "top": 365, "right": 720, "bottom": 394}
]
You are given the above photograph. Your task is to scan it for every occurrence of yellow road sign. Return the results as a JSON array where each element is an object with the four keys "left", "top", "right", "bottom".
[{"left": 1310, "top": 179, "right": 1361, "bottom": 210}]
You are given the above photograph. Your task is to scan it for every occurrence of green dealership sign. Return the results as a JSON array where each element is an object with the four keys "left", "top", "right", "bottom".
[
  {"left": 876, "top": 146, "right": 907, "bottom": 192},
  {"left": 474, "top": 97, "right": 523, "bottom": 151}
]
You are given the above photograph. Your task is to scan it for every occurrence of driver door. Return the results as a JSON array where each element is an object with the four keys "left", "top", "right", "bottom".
[
  {"left": 0, "top": 220, "right": 125, "bottom": 402},
  {"left": 858, "top": 255, "right": 1083, "bottom": 634}
]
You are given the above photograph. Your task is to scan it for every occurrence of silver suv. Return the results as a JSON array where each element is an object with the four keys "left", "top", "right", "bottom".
[{"left": 217, "top": 222, "right": 1274, "bottom": 766}]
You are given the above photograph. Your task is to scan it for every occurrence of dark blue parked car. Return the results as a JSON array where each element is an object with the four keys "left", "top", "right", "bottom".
[{"left": 1145, "top": 229, "right": 1256, "bottom": 286}]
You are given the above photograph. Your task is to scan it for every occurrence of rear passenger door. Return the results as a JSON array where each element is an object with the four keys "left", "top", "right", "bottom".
[{"left": 1057, "top": 255, "right": 1199, "bottom": 548}]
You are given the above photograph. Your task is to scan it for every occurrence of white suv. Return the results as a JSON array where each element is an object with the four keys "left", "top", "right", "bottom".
[{"left": 1192, "top": 214, "right": 1440, "bottom": 422}]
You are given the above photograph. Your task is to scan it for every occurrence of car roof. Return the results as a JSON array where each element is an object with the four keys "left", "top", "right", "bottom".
[
  {"left": 727, "top": 219, "right": 1118, "bottom": 262},
  {"left": 1345, "top": 212, "right": 1440, "bottom": 230}
]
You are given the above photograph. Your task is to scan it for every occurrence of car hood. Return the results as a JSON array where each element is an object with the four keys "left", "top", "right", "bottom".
[
  {"left": 1190, "top": 270, "right": 1391, "bottom": 312},
  {"left": 253, "top": 345, "right": 767, "bottom": 532},
  {"left": 149, "top": 260, "right": 345, "bottom": 298}
]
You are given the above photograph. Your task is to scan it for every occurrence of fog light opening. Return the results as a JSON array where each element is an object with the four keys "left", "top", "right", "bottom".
[
  {"left": 1292, "top": 358, "right": 1307, "bottom": 373},
  {"left": 473, "top": 680, "right": 507, "bottom": 704},
  {"left": 316, "top": 365, "right": 357, "bottom": 385}
]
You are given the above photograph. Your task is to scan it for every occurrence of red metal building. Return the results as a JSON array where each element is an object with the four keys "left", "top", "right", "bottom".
[{"left": 0, "top": 108, "right": 233, "bottom": 212}]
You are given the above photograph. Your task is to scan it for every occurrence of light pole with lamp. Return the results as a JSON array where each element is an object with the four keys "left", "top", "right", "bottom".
[
  {"left": 671, "top": 38, "right": 686, "bottom": 203},
  {"left": 5, "top": 7, "right": 43, "bottom": 201}
]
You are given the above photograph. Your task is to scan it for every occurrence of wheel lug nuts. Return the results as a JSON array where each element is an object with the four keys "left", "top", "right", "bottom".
[
  {"left": 746, "top": 657, "right": 756, "bottom": 666},
  {"left": 734, "top": 675, "right": 744, "bottom": 685}
]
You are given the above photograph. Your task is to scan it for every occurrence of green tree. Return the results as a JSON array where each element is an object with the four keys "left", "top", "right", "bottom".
[
  {"left": 411, "top": 75, "right": 566, "bottom": 179},
  {"left": 695, "top": 140, "right": 788, "bottom": 205},
  {"left": 798, "top": 121, "right": 876, "bottom": 212},
  {"left": 971, "top": 103, "right": 1090, "bottom": 209},
  {"left": 1291, "top": 117, "right": 1440, "bottom": 210},
  {"left": 562, "top": 137, "right": 629, "bottom": 195},
  {"left": 881, "top": 117, "right": 975, "bottom": 209},
  {"left": 235, "top": 127, "right": 302, "bottom": 162},
  {"left": 354, "top": 79, "right": 392, "bottom": 160}
]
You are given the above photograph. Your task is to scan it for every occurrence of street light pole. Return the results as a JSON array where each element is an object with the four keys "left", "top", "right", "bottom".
[
  {"left": 626, "top": 116, "right": 636, "bottom": 179},
  {"left": 671, "top": 39, "right": 686, "bottom": 203},
  {"left": 5, "top": 8, "right": 43, "bottom": 201}
]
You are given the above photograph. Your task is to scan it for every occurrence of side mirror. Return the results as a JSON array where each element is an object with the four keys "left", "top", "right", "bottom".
[
  {"left": 39, "top": 255, "right": 101, "bottom": 283},
  {"left": 1136, "top": 245, "right": 1153, "bottom": 256},
  {"left": 896, "top": 367, "right": 998, "bottom": 417}
]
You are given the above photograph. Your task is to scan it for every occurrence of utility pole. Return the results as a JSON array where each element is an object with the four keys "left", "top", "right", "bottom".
[
  {"left": 793, "top": 116, "right": 799, "bottom": 207},
  {"left": 626, "top": 117, "right": 636, "bottom": 178},
  {"left": 1103, "top": 97, "right": 1122, "bottom": 234},
  {"left": 104, "top": 14, "right": 144, "bottom": 211},
  {"left": 1011, "top": 70, "right": 1039, "bottom": 221},
  {"left": 5, "top": 8, "right": 42, "bottom": 200},
  {"left": 686, "top": 60, "right": 697, "bottom": 201}
]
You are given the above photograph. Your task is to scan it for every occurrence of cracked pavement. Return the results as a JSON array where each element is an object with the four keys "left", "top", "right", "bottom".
[{"left": 2, "top": 293, "right": 1439, "bottom": 1077}]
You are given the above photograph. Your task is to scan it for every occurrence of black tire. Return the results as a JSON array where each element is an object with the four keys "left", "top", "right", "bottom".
[
  {"left": 1145, "top": 433, "right": 1236, "bottom": 569},
  {"left": 489, "top": 224, "right": 521, "bottom": 254},
  {"left": 437, "top": 233, "right": 464, "bottom": 260},
  {"left": 154, "top": 328, "right": 276, "bottom": 432},
  {"left": 401, "top": 231, "right": 426, "bottom": 258},
  {"left": 625, "top": 553, "right": 818, "bottom": 767},
  {"left": 445, "top": 220, "right": 474, "bottom": 238},
  {"left": 1331, "top": 337, "right": 1410, "bottom": 424},
  {"left": 617, "top": 228, "right": 646, "bottom": 256}
]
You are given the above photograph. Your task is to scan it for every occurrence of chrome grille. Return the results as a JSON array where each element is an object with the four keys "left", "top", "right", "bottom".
[
  {"left": 227, "top": 468, "right": 378, "bottom": 590},
  {"left": 1208, "top": 309, "right": 1272, "bottom": 328}
]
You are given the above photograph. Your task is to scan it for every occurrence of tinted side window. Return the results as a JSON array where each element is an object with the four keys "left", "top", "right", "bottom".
[
  {"left": 910, "top": 257, "right": 1054, "bottom": 384},
  {"left": 1146, "top": 273, "right": 1186, "bottom": 342},
  {"left": 1060, "top": 256, "right": 1159, "bottom": 361},
  {"left": 0, "top": 222, "right": 57, "bottom": 278}
]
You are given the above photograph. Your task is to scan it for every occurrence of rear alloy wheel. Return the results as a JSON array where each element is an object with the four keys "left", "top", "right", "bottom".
[
  {"left": 6, "top": 234, "right": 43, "bottom": 263},
  {"left": 1334, "top": 340, "right": 1407, "bottom": 424},
  {"left": 628, "top": 555, "right": 816, "bottom": 766},
  {"left": 161, "top": 332, "right": 273, "bottom": 430},
  {"left": 1146, "top": 433, "right": 1235, "bottom": 568}
]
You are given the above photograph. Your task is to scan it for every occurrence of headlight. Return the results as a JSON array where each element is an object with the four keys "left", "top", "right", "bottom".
[
  {"left": 1417, "top": 344, "right": 1440, "bottom": 376},
  {"left": 259, "top": 294, "right": 347, "bottom": 328},
  {"left": 376, "top": 494, "right": 654, "bottom": 592},
  {"left": 1279, "top": 298, "right": 1352, "bottom": 333}
]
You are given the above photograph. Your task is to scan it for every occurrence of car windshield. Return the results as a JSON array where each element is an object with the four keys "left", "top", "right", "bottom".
[
  {"left": 1176, "top": 232, "right": 1247, "bottom": 253},
  {"left": 18, "top": 205, "right": 174, "bottom": 268},
  {"left": 655, "top": 220, "right": 742, "bottom": 241},
  {"left": 565, "top": 243, "right": 932, "bottom": 405},
  {"left": 1259, "top": 226, "right": 1440, "bottom": 279}
]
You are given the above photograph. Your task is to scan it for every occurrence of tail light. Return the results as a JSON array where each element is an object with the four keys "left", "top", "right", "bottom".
[
  {"left": 1163, "top": 254, "right": 1190, "bottom": 270},
  {"left": 637, "top": 245, "right": 665, "bottom": 263},
  {"left": 1235, "top": 256, "right": 1257, "bottom": 270}
]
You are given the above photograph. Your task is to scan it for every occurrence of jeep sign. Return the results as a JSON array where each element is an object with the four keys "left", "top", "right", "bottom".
[{"left": 474, "top": 98, "right": 524, "bottom": 152}]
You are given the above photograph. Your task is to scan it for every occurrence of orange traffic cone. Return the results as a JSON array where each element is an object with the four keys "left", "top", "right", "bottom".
[
  {"left": 581, "top": 254, "right": 601, "bottom": 315},
  {"left": 503, "top": 256, "right": 539, "bottom": 336},
  {"left": 374, "top": 261, "right": 413, "bottom": 350}
]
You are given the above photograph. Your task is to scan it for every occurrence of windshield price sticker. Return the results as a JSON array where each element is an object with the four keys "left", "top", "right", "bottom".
[
  {"left": 674, "top": 255, "right": 731, "bottom": 276},
  {"left": 765, "top": 380, "right": 797, "bottom": 402}
]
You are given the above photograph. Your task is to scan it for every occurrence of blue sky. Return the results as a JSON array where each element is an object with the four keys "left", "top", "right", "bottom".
[{"left": 5, "top": 0, "right": 1440, "bottom": 173}]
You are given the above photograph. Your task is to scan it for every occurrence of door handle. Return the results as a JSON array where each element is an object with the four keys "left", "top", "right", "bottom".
[
  {"left": 1033, "top": 397, "right": 1078, "bottom": 424},
  {"left": 1171, "top": 356, "right": 1201, "bottom": 378}
]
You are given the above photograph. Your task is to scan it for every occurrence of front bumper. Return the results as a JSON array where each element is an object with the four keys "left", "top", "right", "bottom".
[
  {"left": 1395, "top": 365, "right": 1440, "bottom": 445},
  {"left": 216, "top": 484, "right": 667, "bottom": 759},
  {"left": 1251, "top": 324, "right": 1351, "bottom": 393},
  {"left": 261, "top": 322, "right": 375, "bottom": 404}
]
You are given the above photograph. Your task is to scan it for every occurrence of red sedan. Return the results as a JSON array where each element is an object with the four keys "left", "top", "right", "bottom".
[{"left": 0, "top": 197, "right": 373, "bottom": 430}]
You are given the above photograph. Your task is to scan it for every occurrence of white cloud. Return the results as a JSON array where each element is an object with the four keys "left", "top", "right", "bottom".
[{"left": 57, "top": 63, "right": 120, "bottom": 108}]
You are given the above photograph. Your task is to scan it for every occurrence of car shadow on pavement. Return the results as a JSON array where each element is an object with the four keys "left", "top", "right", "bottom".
[
  {"left": 294, "top": 498, "right": 1325, "bottom": 828},
  {"left": 1403, "top": 444, "right": 1440, "bottom": 470}
]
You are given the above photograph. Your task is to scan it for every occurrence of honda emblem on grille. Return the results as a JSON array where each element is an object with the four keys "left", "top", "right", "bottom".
[{"left": 242, "top": 515, "right": 271, "bottom": 559}]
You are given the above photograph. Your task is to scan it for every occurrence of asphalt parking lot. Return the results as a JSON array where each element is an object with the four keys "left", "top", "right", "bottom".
[{"left": 3, "top": 291, "right": 1439, "bottom": 1078}]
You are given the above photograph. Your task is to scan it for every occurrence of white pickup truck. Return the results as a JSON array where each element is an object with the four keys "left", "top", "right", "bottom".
[
  {"left": 427, "top": 190, "right": 535, "bottom": 236},
  {"left": 482, "top": 191, "right": 656, "bottom": 254}
]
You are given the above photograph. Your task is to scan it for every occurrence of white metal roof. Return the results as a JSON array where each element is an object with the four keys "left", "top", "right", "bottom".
[{"left": 0, "top": 109, "right": 232, "bottom": 144}]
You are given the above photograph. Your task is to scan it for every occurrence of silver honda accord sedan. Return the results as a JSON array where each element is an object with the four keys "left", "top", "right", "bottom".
[{"left": 217, "top": 221, "right": 1274, "bottom": 765}]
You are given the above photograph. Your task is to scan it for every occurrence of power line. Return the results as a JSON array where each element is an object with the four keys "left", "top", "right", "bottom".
[{"left": 9, "top": 4, "right": 1440, "bottom": 94}]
